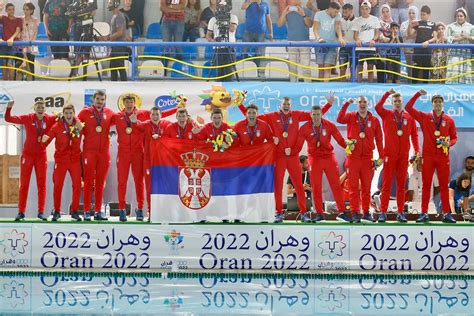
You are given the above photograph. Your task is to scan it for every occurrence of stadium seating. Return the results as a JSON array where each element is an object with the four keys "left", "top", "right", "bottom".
[
  {"left": 139, "top": 60, "right": 165, "bottom": 79},
  {"left": 146, "top": 22, "right": 162, "bottom": 39},
  {"left": 170, "top": 61, "right": 197, "bottom": 78},
  {"left": 201, "top": 61, "right": 217, "bottom": 79}
]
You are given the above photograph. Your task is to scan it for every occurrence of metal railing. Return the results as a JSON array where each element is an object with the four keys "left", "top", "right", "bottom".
[{"left": 1, "top": 40, "right": 473, "bottom": 82}]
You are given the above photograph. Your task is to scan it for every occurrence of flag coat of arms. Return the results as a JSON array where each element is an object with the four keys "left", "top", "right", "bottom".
[{"left": 150, "top": 139, "right": 276, "bottom": 223}]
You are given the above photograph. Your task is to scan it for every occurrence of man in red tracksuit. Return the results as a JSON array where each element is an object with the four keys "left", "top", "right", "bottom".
[
  {"left": 42, "top": 104, "right": 83, "bottom": 222},
  {"left": 194, "top": 108, "right": 232, "bottom": 142},
  {"left": 296, "top": 105, "right": 349, "bottom": 222},
  {"left": 234, "top": 104, "right": 274, "bottom": 146},
  {"left": 337, "top": 97, "right": 384, "bottom": 223},
  {"left": 405, "top": 91, "right": 457, "bottom": 223},
  {"left": 114, "top": 94, "right": 150, "bottom": 222},
  {"left": 134, "top": 106, "right": 177, "bottom": 218},
  {"left": 77, "top": 90, "right": 115, "bottom": 221},
  {"left": 238, "top": 96, "right": 333, "bottom": 223},
  {"left": 375, "top": 88, "right": 420, "bottom": 223},
  {"left": 5, "top": 100, "right": 56, "bottom": 221},
  {"left": 163, "top": 108, "right": 197, "bottom": 140}
]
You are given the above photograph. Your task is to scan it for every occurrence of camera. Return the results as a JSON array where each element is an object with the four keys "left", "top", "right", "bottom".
[
  {"left": 215, "top": 0, "right": 232, "bottom": 42},
  {"left": 66, "top": 0, "right": 96, "bottom": 21}
]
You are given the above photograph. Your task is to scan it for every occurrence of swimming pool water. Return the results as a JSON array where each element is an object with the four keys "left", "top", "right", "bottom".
[{"left": 0, "top": 273, "right": 472, "bottom": 314}]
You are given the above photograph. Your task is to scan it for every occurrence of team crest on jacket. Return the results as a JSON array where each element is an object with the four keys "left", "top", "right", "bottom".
[{"left": 179, "top": 150, "right": 211, "bottom": 210}]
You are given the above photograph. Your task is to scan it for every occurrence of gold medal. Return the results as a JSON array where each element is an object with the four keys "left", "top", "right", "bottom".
[
  {"left": 317, "top": 141, "right": 320, "bottom": 148},
  {"left": 152, "top": 134, "right": 159, "bottom": 139},
  {"left": 397, "top": 130, "right": 403, "bottom": 136},
  {"left": 126, "top": 127, "right": 132, "bottom": 134},
  {"left": 359, "top": 132, "right": 366, "bottom": 139},
  {"left": 282, "top": 131, "right": 288, "bottom": 138},
  {"left": 96, "top": 126, "right": 102, "bottom": 133},
  {"left": 434, "top": 130, "right": 440, "bottom": 137}
]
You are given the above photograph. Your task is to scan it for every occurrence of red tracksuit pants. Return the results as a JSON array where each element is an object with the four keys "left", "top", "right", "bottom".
[
  {"left": 422, "top": 155, "right": 450, "bottom": 214},
  {"left": 380, "top": 155, "right": 408, "bottom": 214},
  {"left": 347, "top": 156, "right": 373, "bottom": 214},
  {"left": 144, "top": 159, "right": 151, "bottom": 213},
  {"left": 53, "top": 159, "right": 81, "bottom": 213},
  {"left": 117, "top": 152, "right": 144, "bottom": 210},
  {"left": 309, "top": 154, "right": 345, "bottom": 213},
  {"left": 83, "top": 151, "right": 110, "bottom": 213},
  {"left": 275, "top": 155, "right": 307, "bottom": 214},
  {"left": 19, "top": 153, "right": 47, "bottom": 213}
]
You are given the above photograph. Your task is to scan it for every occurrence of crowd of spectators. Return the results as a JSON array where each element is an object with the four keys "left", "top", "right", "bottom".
[{"left": 0, "top": 0, "right": 473, "bottom": 82}]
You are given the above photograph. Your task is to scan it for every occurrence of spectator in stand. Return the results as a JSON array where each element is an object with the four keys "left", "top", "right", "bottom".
[
  {"left": 43, "top": 0, "right": 71, "bottom": 60},
  {"left": 130, "top": 0, "right": 145, "bottom": 36},
  {"left": 16, "top": 2, "right": 39, "bottom": 81},
  {"left": 241, "top": 0, "right": 273, "bottom": 74},
  {"left": 183, "top": 0, "right": 201, "bottom": 41},
  {"left": 339, "top": 3, "right": 355, "bottom": 81},
  {"left": 446, "top": 8, "right": 473, "bottom": 84},
  {"left": 99, "top": 0, "right": 129, "bottom": 81},
  {"left": 313, "top": 2, "right": 344, "bottom": 81},
  {"left": 307, "top": 0, "right": 345, "bottom": 14},
  {"left": 376, "top": 4, "right": 393, "bottom": 83},
  {"left": 400, "top": 5, "right": 419, "bottom": 82},
  {"left": 359, "top": 0, "right": 380, "bottom": 17},
  {"left": 121, "top": 0, "right": 137, "bottom": 41},
  {"left": 386, "top": 0, "right": 414, "bottom": 25},
  {"left": 160, "top": 0, "right": 187, "bottom": 58},
  {"left": 407, "top": 5, "right": 437, "bottom": 83},
  {"left": 457, "top": 0, "right": 474, "bottom": 23},
  {"left": 449, "top": 173, "right": 471, "bottom": 214},
  {"left": 200, "top": 0, "right": 216, "bottom": 36},
  {"left": 386, "top": 22, "right": 403, "bottom": 83},
  {"left": 278, "top": 0, "right": 312, "bottom": 82},
  {"left": 431, "top": 22, "right": 448, "bottom": 82},
  {"left": 352, "top": 0, "right": 380, "bottom": 82},
  {"left": 0, "top": 3, "right": 22, "bottom": 81}
]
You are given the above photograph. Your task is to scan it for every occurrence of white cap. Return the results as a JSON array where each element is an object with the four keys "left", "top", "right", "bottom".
[{"left": 361, "top": 1, "right": 371, "bottom": 9}]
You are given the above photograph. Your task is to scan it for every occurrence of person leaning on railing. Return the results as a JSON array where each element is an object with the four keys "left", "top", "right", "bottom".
[
  {"left": 0, "top": 3, "right": 22, "bottom": 81},
  {"left": 43, "top": 0, "right": 71, "bottom": 60},
  {"left": 446, "top": 7, "right": 473, "bottom": 84}
]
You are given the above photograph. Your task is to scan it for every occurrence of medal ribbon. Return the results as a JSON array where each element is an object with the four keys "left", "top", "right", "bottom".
[
  {"left": 279, "top": 112, "right": 291, "bottom": 133},
  {"left": 394, "top": 111, "right": 404, "bottom": 131},
  {"left": 432, "top": 112, "right": 443, "bottom": 132},
  {"left": 357, "top": 113, "right": 369, "bottom": 135},
  {"left": 211, "top": 125, "right": 222, "bottom": 138},
  {"left": 177, "top": 124, "right": 186, "bottom": 139},
  {"left": 63, "top": 120, "right": 73, "bottom": 142},
  {"left": 246, "top": 124, "right": 258, "bottom": 142},
  {"left": 312, "top": 121, "right": 323, "bottom": 144},
  {"left": 124, "top": 111, "right": 133, "bottom": 128},
  {"left": 92, "top": 107, "right": 103, "bottom": 128},
  {"left": 151, "top": 121, "right": 160, "bottom": 136},
  {"left": 35, "top": 116, "right": 44, "bottom": 137}
]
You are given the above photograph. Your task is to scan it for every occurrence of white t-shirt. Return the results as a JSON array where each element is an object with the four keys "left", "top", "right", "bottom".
[
  {"left": 351, "top": 15, "right": 381, "bottom": 51},
  {"left": 207, "top": 15, "right": 239, "bottom": 43},
  {"left": 341, "top": 17, "right": 354, "bottom": 43}
]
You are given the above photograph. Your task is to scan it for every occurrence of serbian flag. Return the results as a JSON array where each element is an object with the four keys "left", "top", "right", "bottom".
[{"left": 150, "top": 139, "right": 276, "bottom": 223}]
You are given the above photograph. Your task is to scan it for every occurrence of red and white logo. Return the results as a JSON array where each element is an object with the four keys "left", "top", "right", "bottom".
[{"left": 178, "top": 151, "right": 211, "bottom": 209}]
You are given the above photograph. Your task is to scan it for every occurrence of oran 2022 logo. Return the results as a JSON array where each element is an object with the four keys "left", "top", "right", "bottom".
[
  {"left": 317, "top": 231, "right": 347, "bottom": 260},
  {"left": 0, "top": 229, "right": 29, "bottom": 258},
  {"left": 164, "top": 230, "right": 184, "bottom": 255}
]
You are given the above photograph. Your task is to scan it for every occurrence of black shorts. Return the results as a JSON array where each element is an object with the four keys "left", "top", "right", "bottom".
[{"left": 339, "top": 47, "right": 351, "bottom": 65}]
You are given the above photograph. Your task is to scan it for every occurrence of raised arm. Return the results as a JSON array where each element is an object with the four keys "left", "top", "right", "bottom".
[
  {"left": 336, "top": 99, "right": 353, "bottom": 124},
  {"left": 404, "top": 89, "right": 426, "bottom": 122},
  {"left": 374, "top": 89, "right": 393, "bottom": 118},
  {"left": 4, "top": 101, "right": 28, "bottom": 125}
]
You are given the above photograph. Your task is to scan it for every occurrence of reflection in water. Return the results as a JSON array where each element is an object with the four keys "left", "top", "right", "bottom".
[{"left": 0, "top": 273, "right": 472, "bottom": 314}]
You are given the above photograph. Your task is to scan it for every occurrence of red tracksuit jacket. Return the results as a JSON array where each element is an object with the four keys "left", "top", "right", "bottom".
[
  {"left": 5, "top": 108, "right": 56, "bottom": 155},
  {"left": 163, "top": 122, "right": 196, "bottom": 140},
  {"left": 337, "top": 102, "right": 384, "bottom": 158},
  {"left": 138, "top": 120, "right": 173, "bottom": 161},
  {"left": 405, "top": 93, "right": 457, "bottom": 157},
  {"left": 375, "top": 92, "right": 420, "bottom": 157},
  {"left": 297, "top": 118, "right": 346, "bottom": 158},
  {"left": 233, "top": 118, "right": 274, "bottom": 146},
  {"left": 238, "top": 103, "right": 332, "bottom": 157},
  {"left": 77, "top": 106, "right": 116, "bottom": 153},
  {"left": 114, "top": 109, "right": 150, "bottom": 154},
  {"left": 46, "top": 120, "right": 82, "bottom": 162},
  {"left": 196, "top": 122, "right": 232, "bottom": 141}
]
